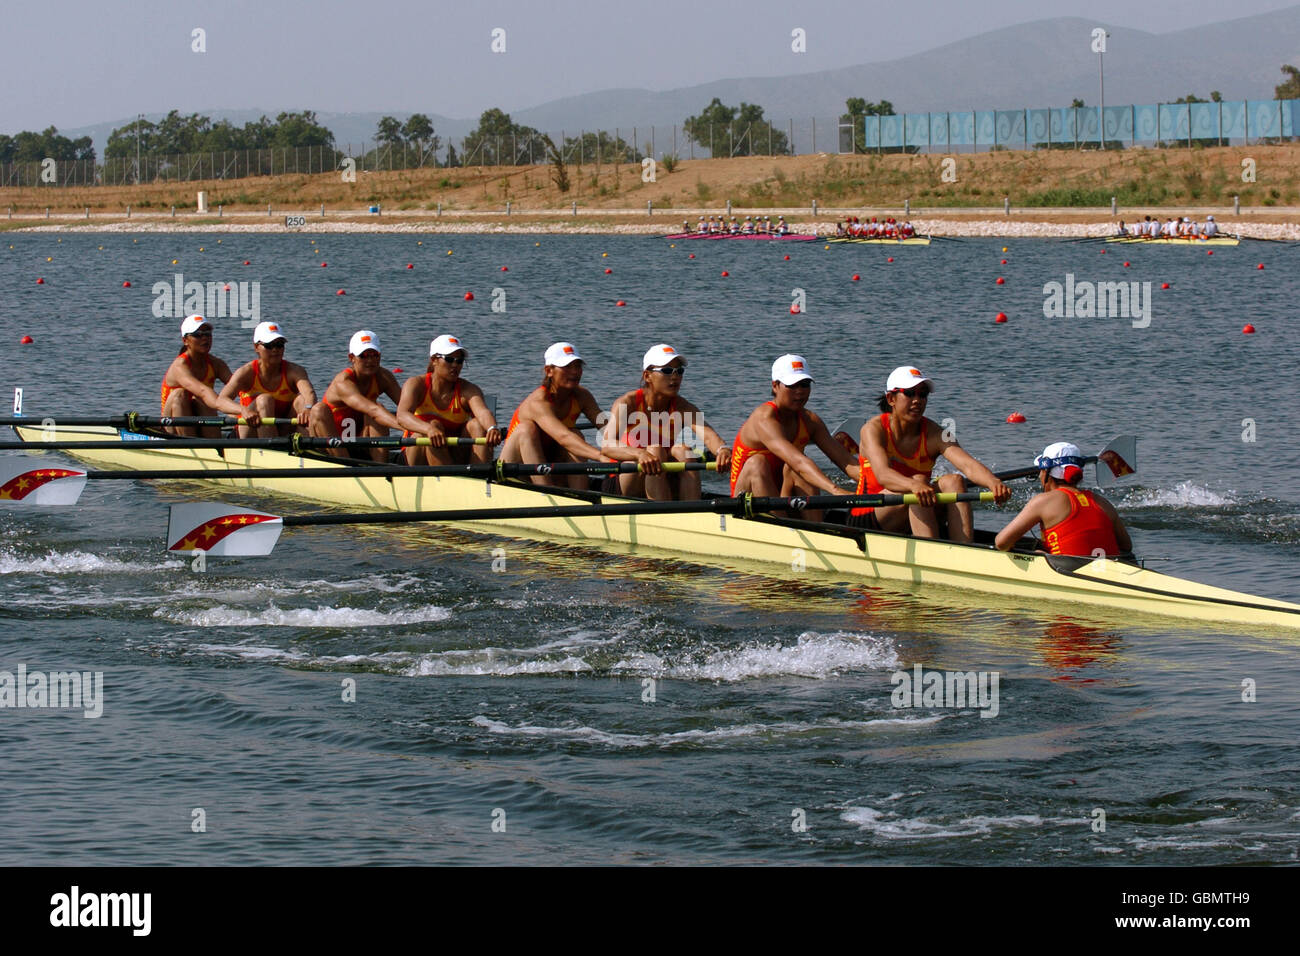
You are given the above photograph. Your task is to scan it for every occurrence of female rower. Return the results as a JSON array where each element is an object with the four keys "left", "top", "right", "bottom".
[
  {"left": 602, "top": 344, "right": 731, "bottom": 501},
  {"left": 500, "top": 342, "right": 659, "bottom": 489},
  {"left": 160, "top": 314, "right": 245, "bottom": 436},
  {"left": 852, "top": 366, "right": 1011, "bottom": 541},
  {"left": 995, "top": 442, "right": 1131, "bottom": 555},
  {"left": 308, "top": 330, "right": 404, "bottom": 462},
  {"left": 219, "top": 321, "right": 316, "bottom": 437},
  {"left": 730, "top": 354, "right": 859, "bottom": 521},
  {"left": 396, "top": 334, "right": 501, "bottom": 466}
]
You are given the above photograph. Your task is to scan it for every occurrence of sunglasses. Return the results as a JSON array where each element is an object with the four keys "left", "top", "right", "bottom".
[
  {"left": 259, "top": 341, "right": 286, "bottom": 350},
  {"left": 894, "top": 386, "right": 931, "bottom": 399},
  {"left": 650, "top": 366, "right": 685, "bottom": 377},
  {"left": 783, "top": 380, "right": 812, "bottom": 389},
  {"left": 437, "top": 354, "right": 467, "bottom": 364},
  {"left": 187, "top": 329, "right": 213, "bottom": 338}
]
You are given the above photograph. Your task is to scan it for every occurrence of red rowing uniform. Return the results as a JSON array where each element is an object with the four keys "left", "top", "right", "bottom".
[
  {"left": 160, "top": 353, "right": 214, "bottom": 413},
  {"left": 1042, "top": 488, "right": 1121, "bottom": 556},
  {"left": 404, "top": 376, "right": 471, "bottom": 438},
  {"left": 323, "top": 368, "right": 380, "bottom": 435},
  {"left": 729, "top": 401, "right": 811, "bottom": 494},
  {"left": 852, "top": 413, "right": 937, "bottom": 516},
  {"left": 238, "top": 359, "right": 296, "bottom": 416},
  {"left": 507, "top": 389, "right": 582, "bottom": 456}
]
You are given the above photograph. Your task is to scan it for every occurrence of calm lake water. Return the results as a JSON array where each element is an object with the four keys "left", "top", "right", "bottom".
[{"left": 0, "top": 231, "right": 1297, "bottom": 865}]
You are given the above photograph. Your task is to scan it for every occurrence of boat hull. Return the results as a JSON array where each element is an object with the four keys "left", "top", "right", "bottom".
[
  {"left": 823, "top": 236, "right": 932, "bottom": 245},
  {"left": 1105, "top": 236, "right": 1239, "bottom": 246},
  {"left": 13, "top": 424, "right": 1300, "bottom": 630}
]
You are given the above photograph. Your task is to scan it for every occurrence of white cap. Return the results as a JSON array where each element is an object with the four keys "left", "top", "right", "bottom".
[
  {"left": 886, "top": 365, "right": 934, "bottom": 393},
  {"left": 1035, "top": 441, "right": 1085, "bottom": 481},
  {"left": 642, "top": 343, "right": 686, "bottom": 370},
  {"left": 429, "top": 334, "right": 467, "bottom": 357},
  {"left": 1207, "top": 215, "right": 1215, "bottom": 221},
  {"left": 348, "top": 329, "right": 381, "bottom": 355},
  {"left": 771, "top": 353, "right": 814, "bottom": 385},
  {"left": 181, "top": 314, "right": 211, "bottom": 336},
  {"left": 253, "top": 321, "right": 287, "bottom": 344},
  {"left": 544, "top": 342, "right": 583, "bottom": 367}
]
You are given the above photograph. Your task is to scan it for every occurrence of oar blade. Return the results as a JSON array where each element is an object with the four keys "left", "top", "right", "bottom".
[
  {"left": 830, "top": 416, "right": 867, "bottom": 456},
  {"left": 0, "top": 460, "right": 87, "bottom": 506},
  {"left": 1095, "top": 434, "right": 1137, "bottom": 488},
  {"left": 167, "top": 503, "right": 283, "bottom": 556}
]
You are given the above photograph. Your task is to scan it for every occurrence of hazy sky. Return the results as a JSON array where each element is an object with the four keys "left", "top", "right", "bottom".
[{"left": 4, "top": 0, "right": 1298, "bottom": 131}]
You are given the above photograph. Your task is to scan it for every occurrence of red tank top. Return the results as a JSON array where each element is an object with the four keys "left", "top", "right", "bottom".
[
  {"left": 729, "top": 401, "right": 811, "bottom": 494},
  {"left": 412, "top": 376, "right": 471, "bottom": 427},
  {"left": 160, "top": 353, "right": 215, "bottom": 413},
  {"left": 239, "top": 359, "right": 295, "bottom": 408},
  {"left": 853, "top": 413, "right": 936, "bottom": 516},
  {"left": 619, "top": 389, "right": 679, "bottom": 448},
  {"left": 1042, "top": 488, "right": 1121, "bottom": 557}
]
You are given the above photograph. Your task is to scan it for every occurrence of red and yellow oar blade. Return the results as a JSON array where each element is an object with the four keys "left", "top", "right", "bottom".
[
  {"left": 1095, "top": 434, "right": 1137, "bottom": 488},
  {"left": 167, "top": 504, "right": 283, "bottom": 556},
  {"left": 0, "top": 460, "right": 88, "bottom": 506}
]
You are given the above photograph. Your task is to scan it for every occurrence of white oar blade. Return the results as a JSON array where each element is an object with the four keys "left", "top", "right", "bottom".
[
  {"left": 167, "top": 503, "right": 283, "bottom": 556},
  {"left": 0, "top": 460, "right": 87, "bottom": 506},
  {"left": 831, "top": 416, "right": 867, "bottom": 456},
  {"left": 1095, "top": 434, "right": 1137, "bottom": 488}
]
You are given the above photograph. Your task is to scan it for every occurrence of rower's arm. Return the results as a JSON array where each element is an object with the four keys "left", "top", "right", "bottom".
[
  {"left": 677, "top": 398, "right": 730, "bottom": 467},
  {"left": 600, "top": 395, "right": 632, "bottom": 458},
  {"left": 395, "top": 377, "right": 439, "bottom": 438},
  {"left": 463, "top": 384, "right": 502, "bottom": 444},
  {"left": 175, "top": 362, "right": 244, "bottom": 417},
  {"left": 861, "top": 423, "right": 931, "bottom": 495},
  {"left": 808, "top": 414, "right": 859, "bottom": 480},
  {"left": 536, "top": 409, "right": 605, "bottom": 461},
  {"left": 938, "top": 440, "right": 1012, "bottom": 503},
  {"left": 331, "top": 375, "right": 401, "bottom": 432},
  {"left": 288, "top": 365, "right": 318, "bottom": 418},
  {"left": 995, "top": 496, "right": 1049, "bottom": 551},
  {"left": 216, "top": 366, "right": 257, "bottom": 417},
  {"left": 755, "top": 416, "right": 845, "bottom": 495}
]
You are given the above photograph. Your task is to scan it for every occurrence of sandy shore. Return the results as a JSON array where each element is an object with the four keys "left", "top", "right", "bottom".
[{"left": 5, "top": 213, "right": 1298, "bottom": 239}]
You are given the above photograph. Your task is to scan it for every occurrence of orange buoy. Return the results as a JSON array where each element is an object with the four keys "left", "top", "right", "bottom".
[
  {"left": 464, "top": 292, "right": 474, "bottom": 300},
  {"left": 1006, "top": 412, "right": 1027, "bottom": 423},
  {"left": 995, "top": 277, "right": 1005, "bottom": 285},
  {"left": 1243, "top": 324, "right": 1256, "bottom": 334},
  {"left": 995, "top": 312, "right": 1007, "bottom": 323},
  {"left": 20, "top": 335, "right": 33, "bottom": 344}
]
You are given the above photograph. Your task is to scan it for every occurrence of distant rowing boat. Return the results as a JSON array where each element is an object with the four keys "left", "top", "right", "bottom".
[
  {"left": 12, "top": 423, "right": 1300, "bottom": 630},
  {"left": 823, "top": 236, "right": 932, "bottom": 246},
  {"left": 1105, "top": 235, "right": 1240, "bottom": 246},
  {"left": 663, "top": 232, "right": 817, "bottom": 241}
]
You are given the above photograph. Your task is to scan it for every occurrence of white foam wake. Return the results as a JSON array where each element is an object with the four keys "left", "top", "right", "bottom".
[
  {"left": 842, "top": 805, "right": 1058, "bottom": 839},
  {"left": 0, "top": 548, "right": 178, "bottom": 575},
  {"left": 154, "top": 603, "right": 452, "bottom": 627},
  {"left": 1120, "top": 481, "right": 1238, "bottom": 509},
  {"left": 615, "top": 631, "right": 900, "bottom": 681}
]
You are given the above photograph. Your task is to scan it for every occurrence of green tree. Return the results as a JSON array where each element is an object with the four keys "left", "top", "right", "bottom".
[
  {"left": 462, "top": 108, "right": 545, "bottom": 165},
  {"left": 684, "top": 98, "right": 788, "bottom": 156},
  {"left": 403, "top": 113, "right": 439, "bottom": 160},
  {"left": 376, "top": 115, "right": 405, "bottom": 146},
  {"left": 562, "top": 131, "right": 640, "bottom": 164},
  {"left": 1276, "top": 64, "right": 1300, "bottom": 99},
  {"left": 843, "top": 98, "right": 896, "bottom": 152}
]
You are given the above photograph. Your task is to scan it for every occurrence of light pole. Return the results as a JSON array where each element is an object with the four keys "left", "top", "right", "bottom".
[
  {"left": 136, "top": 113, "right": 143, "bottom": 184},
  {"left": 1097, "top": 32, "right": 1109, "bottom": 150}
]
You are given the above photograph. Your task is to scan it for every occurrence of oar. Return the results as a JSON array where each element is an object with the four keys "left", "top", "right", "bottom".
[
  {"left": 0, "top": 434, "right": 487, "bottom": 451},
  {"left": 0, "top": 459, "right": 720, "bottom": 506},
  {"left": 166, "top": 491, "right": 996, "bottom": 556},
  {"left": 0, "top": 414, "right": 296, "bottom": 429}
]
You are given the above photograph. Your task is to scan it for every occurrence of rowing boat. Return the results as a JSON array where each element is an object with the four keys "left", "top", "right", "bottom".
[
  {"left": 11, "top": 423, "right": 1300, "bottom": 630},
  {"left": 1105, "top": 236, "right": 1239, "bottom": 246},
  {"left": 663, "top": 232, "right": 816, "bottom": 241},
  {"left": 823, "top": 236, "right": 931, "bottom": 246}
]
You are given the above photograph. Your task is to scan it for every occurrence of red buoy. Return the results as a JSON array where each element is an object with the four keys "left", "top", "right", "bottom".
[
  {"left": 604, "top": 268, "right": 612, "bottom": 274},
  {"left": 336, "top": 289, "right": 346, "bottom": 295},
  {"left": 320, "top": 262, "right": 327, "bottom": 267},
  {"left": 1006, "top": 412, "right": 1027, "bottom": 423},
  {"left": 1243, "top": 324, "right": 1256, "bottom": 334},
  {"left": 995, "top": 277, "right": 1005, "bottom": 285},
  {"left": 243, "top": 260, "right": 251, "bottom": 265},
  {"left": 790, "top": 304, "right": 800, "bottom": 314},
  {"left": 1207, "top": 250, "right": 1213, "bottom": 256},
  {"left": 500, "top": 266, "right": 508, "bottom": 271},
  {"left": 852, "top": 274, "right": 860, "bottom": 281},
  {"left": 1123, "top": 261, "right": 1130, "bottom": 267},
  {"left": 887, "top": 257, "right": 895, "bottom": 263},
  {"left": 995, "top": 312, "right": 1007, "bottom": 323},
  {"left": 783, "top": 255, "right": 791, "bottom": 261},
  {"left": 1100, "top": 249, "right": 1107, "bottom": 254},
  {"left": 35, "top": 277, "right": 44, "bottom": 284},
  {"left": 122, "top": 280, "right": 131, "bottom": 287},
  {"left": 721, "top": 271, "right": 729, "bottom": 277},
  {"left": 20, "top": 335, "right": 33, "bottom": 344},
  {"left": 1000, "top": 258, "right": 1008, "bottom": 264},
  {"left": 688, "top": 254, "right": 695, "bottom": 259},
  {"left": 406, "top": 263, "right": 413, "bottom": 269},
  {"left": 223, "top": 284, "right": 231, "bottom": 291},
  {"left": 616, "top": 300, "right": 626, "bottom": 306},
  {"left": 464, "top": 292, "right": 474, "bottom": 300},
  {"left": 393, "top": 368, "right": 403, "bottom": 374},
  {"left": 1161, "top": 282, "right": 1170, "bottom": 289},
  {"left": 1257, "top": 263, "right": 1265, "bottom": 270}
]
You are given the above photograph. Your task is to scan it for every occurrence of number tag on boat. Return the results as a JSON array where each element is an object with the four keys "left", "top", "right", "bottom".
[{"left": 167, "top": 504, "right": 283, "bottom": 556}]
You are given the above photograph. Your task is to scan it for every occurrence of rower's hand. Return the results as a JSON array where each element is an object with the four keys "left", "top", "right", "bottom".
[
  {"left": 712, "top": 445, "right": 731, "bottom": 471},
  {"left": 988, "top": 479, "right": 1012, "bottom": 504},
  {"left": 910, "top": 479, "right": 938, "bottom": 507},
  {"left": 240, "top": 414, "right": 261, "bottom": 428},
  {"left": 635, "top": 449, "right": 663, "bottom": 475},
  {"left": 294, "top": 408, "right": 311, "bottom": 427},
  {"left": 426, "top": 423, "right": 447, "bottom": 447},
  {"left": 484, "top": 426, "right": 503, "bottom": 447}
]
